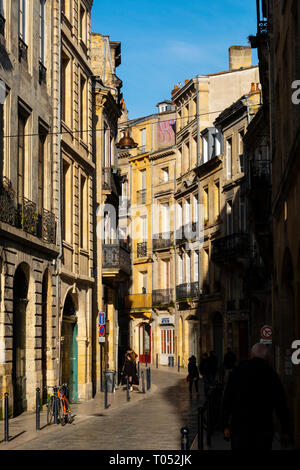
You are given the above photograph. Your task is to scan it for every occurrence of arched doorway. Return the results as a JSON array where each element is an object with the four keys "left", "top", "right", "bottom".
[
  {"left": 41, "top": 271, "right": 48, "bottom": 404},
  {"left": 138, "top": 322, "right": 151, "bottom": 363},
  {"left": 13, "top": 264, "right": 29, "bottom": 416},
  {"left": 61, "top": 293, "right": 78, "bottom": 403},
  {"left": 213, "top": 312, "right": 223, "bottom": 371}
]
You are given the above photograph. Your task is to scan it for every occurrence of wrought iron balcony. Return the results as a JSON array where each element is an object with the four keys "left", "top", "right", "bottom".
[
  {"left": 0, "top": 13, "right": 5, "bottom": 37},
  {"left": 39, "top": 61, "right": 47, "bottom": 84},
  {"left": 153, "top": 289, "right": 173, "bottom": 306},
  {"left": 137, "top": 241, "right": 147, "bottom": 258},
  {"left": 41, "top": 208, "right": 56, "bottom": 244},
  {"left": 136, "top": 189, "right": 146, "bottom": 205},
  {"left": 153, "top": 232, "right": 173, "bottom": 250},
  {"left": 102, "top": 244, "right": 130, "bottom": 275},
  {"left": 0, "top": 179, "right": 16, "bottom": 225},
  {"left": 16, "top": 197, "right": 38, "bottom": 236},
  {"left": 251, "top": 159, "right": 271, "bottom": 181},
  {"left": 19, "top": 37, "right": 28, "bottom": 62},
  {"left": 176, "top": 282, "right": 199, "bottom": 300},
  {"left": 211, "top": 233, "right": 250, "bottom": 263}
]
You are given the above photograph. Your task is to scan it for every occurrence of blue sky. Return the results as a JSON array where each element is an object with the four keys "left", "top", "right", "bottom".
[{"left": 91, "top": 0, "right": 258, "bottom": 119}]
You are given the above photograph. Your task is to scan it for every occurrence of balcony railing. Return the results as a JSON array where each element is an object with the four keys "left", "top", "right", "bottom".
[
  {"left": 102, "top": 244, "right": 130, "bottom": 275},
  {"left": 0, "top": 179, "right": 56, "bottom": 244},
  {"left": 19, "top": 37, "right": 28, "bottom": 62},
  {"left": 39, "top": 61, "right": 47, "bottom": 84},
  {"left": 0, "top": 13, "right": 5, "bottom": 36},
  {"left": 137, "top": 241, "right": 147, "bottom": 258},
  {"left": 0, "top": 180, "right": 16, "bottom": 225},
  {"left": 211, "top": 233, "right": 250, "bottom": 263},
  {"left": 152, "top": 289, "right": 173, "bottom": 306},
  {"left": 41, "top": 208, "right": 56, "bottom": 244},
  {"left": 153, "top": 232, "right": 173, "bottom": 250},
  {"left": 176, "top": 282, "right": 199, "bottom": 300},
  {"left": 251, "top": 160, "right": 271, "bottom": 180},
  {"left": 136, "top": 189, "right": 146, "bottom": 205}
]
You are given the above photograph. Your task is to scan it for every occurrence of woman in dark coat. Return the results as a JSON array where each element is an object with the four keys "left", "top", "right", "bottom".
[
  {"left": 188, "top": 355, "right": 200, "bottom": 397},
  {"left": 122, "top": 353, "right": 138, "bottom": 391}
]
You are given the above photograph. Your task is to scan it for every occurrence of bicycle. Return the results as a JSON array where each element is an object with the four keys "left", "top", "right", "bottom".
[{"left": 47, "top": 384, "right": 73, "bottom": 426}]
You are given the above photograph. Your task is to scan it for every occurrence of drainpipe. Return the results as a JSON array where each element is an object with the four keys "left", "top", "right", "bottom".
[
  {"left": 56, "top": 0, "right": 63, "bottom": 386},
  {"left": 196, "top": 76, "right": 200, "bottom": 167},
  {"left": 174, "top": 159, "right": 178, "bottom": 361}
]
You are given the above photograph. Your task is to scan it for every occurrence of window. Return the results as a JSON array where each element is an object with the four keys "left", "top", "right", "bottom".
[
  {"left": 162, "top": 167, "right": 169, "bottom": 182},
  {"left": 104, "top": 124, "right": 110, "bottom": 167},
  {"left": 80, "top": 5, "right": 86, "bottom": 44},
  {"left": 202, "top": 135, "right": 208, "bottom": 163},
  {"left": 214, "top": 130, "right": 222, "bottom": 157},
  {"left": 141, "top": 271, "right": 147, "bottom": 293},
  {"left": 19, "top": 0, "right": 26, "bottom": 42},
  {"left": 38, "top": 129, "right": 46, "bottom": 213},
  {"left": 226, "top": 138, "right": 232, "bottom": 179},
  {"left": 239, "top": 197, "right": 246, "bottom": 233},
  {"left": 63, "top": 160, "right": 72, "bottom": 243},
  {"left": 141, "top": 215, "right": 147, "bottom": 241},
  {"left": 203, "top": 187, "right": 209, "bottom": 222},
  {"left": 185, "top": 252, "right": 191, "bottom": 284},
  {"left": 163, "top": 259, "right": 170, "bottom": 289},
  {"left": 193, "top": 194, "right": 198, "bottom": 223},
  {"left": 162, "top": 203, "right": 170, "bottom": 234},
  {"left": 80, "top": 174, "right": 88, "bottom": 249},
  {"left": 140, "top": 128, "right": 146, "bottom": 152},
  {"left": 161, "top": 329, "right": 174, "bottom": 355},
  {"left": 178, "top": 254, "right": 183, "bottom": 285},
  {"left": 202, "top": 248, "right": 209, "bottom": 286},
  {"left": 61, "top": 54, "right": 71, "bottom": 125},
  {"left": 194, "top": 251, "right": 199, "bottom": 282},
  {"left": 80, "top": 75, "right": 86, "bottom": 140},
  {"left": 239, "top": 130, "right": 245, "bottom": 172},
  {"left": 176, "top": 201, "right": 182, "bottom": 229},
  {"left": 141, "top": 169, "right": 146, "bottom": 190},
  {"left": 17, "top": 109, "right": 29, "bottom": 203},
  {"left": 39, "top": 0, "right": 46, "bottom": 63},
  {"left": 184, "top": 199, "right": 190, "bottom": 226},
  {"left": 214, "top": 182, "right": 220, "bottom": 219},
  {"left": 226, "top": 200, "right": 233, "bottom": 235}
]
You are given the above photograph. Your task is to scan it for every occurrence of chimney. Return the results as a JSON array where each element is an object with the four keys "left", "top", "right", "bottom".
[
  {"left": 171, "top": 84, "right": 179, "bottom": 97},
  {"left": 229, "top": 46, "right": 252, "bottom": 71}
]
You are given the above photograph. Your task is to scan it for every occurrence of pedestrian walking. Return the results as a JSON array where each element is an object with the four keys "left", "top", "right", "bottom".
[
  {"left": 121, "top": 352, "right": 139, "bottom": 391},
  {"left": 223, "top": 347, "right": 237, "bottom": 384},
  {"left": 187, "top": 355, "right": 199, "bottom": 398},
  {"left": 222, "top": 343, "right": 291, "bottom": 450}
]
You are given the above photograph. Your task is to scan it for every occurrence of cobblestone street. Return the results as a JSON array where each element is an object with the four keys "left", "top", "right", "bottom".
[{"left": 2, "top": 368, "right": 204, "bottom": 450}]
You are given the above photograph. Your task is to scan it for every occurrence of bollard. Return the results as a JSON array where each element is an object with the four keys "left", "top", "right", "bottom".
[
  {"left": 104, "top": 375, "right": 108, "bottom": 409},
  {"left": 181, "top": 426, "right": 189, "bottom": 450},
  {"left": 198, "top": 407, "right": 204, "bottom": 450},
  {"left": 4, "top": 393, "right": 9, "bottom": 442},
  {"left": 36, "top": 387, "right": 40, "bottom": 431},
  {"left": 145, "top": 356, "right": 148, "bottom": 368},
  {"left": 126, "top": 377, "right": 130, "bottom": 402},
  {"left": 156, "top": 353, "right": 158, "bottom": 369},
  {"left": 168, "top": 356, "right": 170, "bottom": 367},
  {"left": 137, "top": 361, "right": 140, "bottom": 378},
  {"left": 141, "top": 370, "right": 145, "bottom": 393},
  {"left": 178, "top": 355, "right": 180, "bottom": 372},
  {"left": 53, "top": 386, "right": 58, "bottom": 424},
  {"left": 172, "top": 356, "right": 175, "bottom": 367},
  {"left": 149, "top": 367, "right": 151, "bottom": 390},
  {"left": 146, "top": 368, "right": 150, "bottom": 390}
]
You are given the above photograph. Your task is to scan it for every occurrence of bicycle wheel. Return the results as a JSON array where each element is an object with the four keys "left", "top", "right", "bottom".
[
  {"left": 47, "top": 396, "right": 54, "bottom": 425},
  {"left": 66, "top": 411, "right": 74, "bottom": 424},
  {"left": 58, "top": 400, "right": 66, "bottom": 426}
]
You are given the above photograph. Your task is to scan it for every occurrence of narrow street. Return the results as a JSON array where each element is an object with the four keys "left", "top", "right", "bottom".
[{"left": 10, "top": 369, "right": 203, "bottom": 450}]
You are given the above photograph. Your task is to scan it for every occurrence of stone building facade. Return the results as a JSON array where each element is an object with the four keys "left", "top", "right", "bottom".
[
  {"left": 0, "top": 0, "right": 58, "bottom": 416},
  {"left": 249, "top": 0, "right": 300, "bottom": 445}
]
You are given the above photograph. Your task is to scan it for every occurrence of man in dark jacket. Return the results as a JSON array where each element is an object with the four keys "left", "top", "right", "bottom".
[{"left": 222, "top": 343, "right": 290, "bottom": 449}]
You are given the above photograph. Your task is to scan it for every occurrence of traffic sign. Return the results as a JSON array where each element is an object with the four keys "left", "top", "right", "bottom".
[
  {"left": 99, "top": 312, "right": 105, "bottom": 326},
  {"left": 99, "top": 325, "right": 105, "bottom": 337},
  {"left": 261, "top": 325, "right": 272, "bottom": 340}
]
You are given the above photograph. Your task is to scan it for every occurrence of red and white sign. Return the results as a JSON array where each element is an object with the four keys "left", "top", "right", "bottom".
[{"left": 261, "top": 325, "right": 272, "bottom": 340}]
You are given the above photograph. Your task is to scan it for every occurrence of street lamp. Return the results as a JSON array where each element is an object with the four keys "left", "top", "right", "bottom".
[{"left": 116, "top": 129, "right": 138, "bottom": 150}]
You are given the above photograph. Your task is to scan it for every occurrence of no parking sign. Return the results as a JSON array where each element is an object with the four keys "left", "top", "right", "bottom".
[
  {"left": 98, "top": 312, "right": 106, "bottom": 343},
  {"left": 260, "top": 325, "right": 272, "bottom": 344}
]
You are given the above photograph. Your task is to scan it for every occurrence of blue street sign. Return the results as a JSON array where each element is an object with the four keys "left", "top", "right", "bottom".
[{"left": 99, "top": 312, "right": 105, "bottom": 326}]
